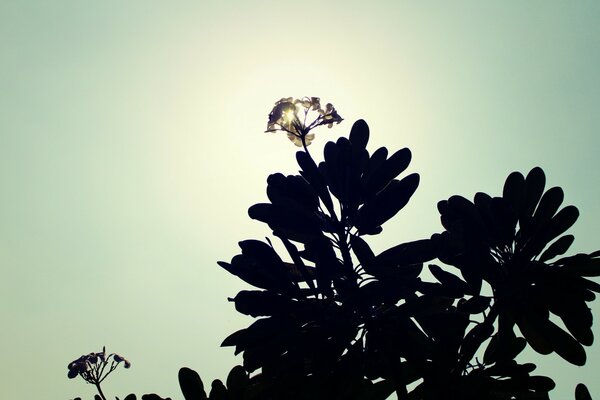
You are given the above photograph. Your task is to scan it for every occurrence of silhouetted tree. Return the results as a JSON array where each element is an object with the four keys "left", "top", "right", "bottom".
[
  {"left": 217, "top": 99, "right": 599, "bottom": 399},
  {"left": 70, "top": 98, "right": 599, "bottom": 400}
]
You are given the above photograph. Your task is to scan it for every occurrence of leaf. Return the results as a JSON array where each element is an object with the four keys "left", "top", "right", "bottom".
[
  {"left": 522, "top": 167, "right": 546, "bottom": 223},
  {"left": 539, "top": 235, "right": 575, "bottom": 263},
  {"left": 457, "top": 296, "right": 491, "bottom": 314},
  {"left": 275, "top": 232, "right": 317, "bottom": 292},
  {"left": 533, "top": 187, "right": 564, "bottom": 224},
  {"left": 226, "top": 365, "right": 248, "bottom": 399},
  {"left": 218, "top": 240, "right": 296, "bottom": 293},
  {"left": 216, "top": 259, "right": 274, "bottom": 292},
  {"left": 367, "top": 239, "right": 435, "bottom": 279},
  {"left": 312, "top": 236, "right": 341, "bottom": 297},
  {"left": 231, "top": 290, "right": 293, "bottom": 317},
  {"left": 527, "top": 376, "right": 555, "bottom": 392},
  {"left": 323, "top": 141, "right": 343, "bottom": 201},
  {"left": 355, "top": 173, "right": 420, "bottom": 234},
  {"left": 248, "top": 203, "right": 321, "bottom": 242},
  {"left": 416, "top": 308, "right": 469, "bottom": 354},
  {"left": 296, "top": 151, "right": 335, "bottom": 216},
  {"left": 179, "top": 367, "right": 207, "bottom": 400},
  {"left": 266, "top": 173, "right": 319, "bottom": 213},
  {"left": 560, "top": 303, "right": 594, "bottom": 346},
  {"left": 483, "top": 334, "right": 499, "bottom": 364},
  {"left": 503, "top": 171, "right": 526, "bottom": 217},
  {"left": 141, "top": 395, "right": 169, "bottom": 400},
  {"left": 445, "top": 195, "right": 491, "bottom": 246},
  {"left": 350, "top": 235, "right": 375, "bottom": 269},
  {"left": 362, "top": 147, "right": 412, "bottom": 198},
  {"left": 519, "top": 187, "right": 566, "bottom": 259},
  {"left": 429, "top": 264, "right": 470, "bottom": 296},
  {"left": 559, "top": 254, "right": 600, "bottom": 277},
  {"left": 546, "top": 319, "right": 587, "bottom": 366},
  {"left": 209, "top": 379, "right": 227, "bottom": 400},
  {"left": 221, "top": 317, "right": 295, "bottom": 357},
  {"left": 460, "top": 321, "right": 495, "bottom": 362},
  {"left": 360, "top": 147, "right": 388, "bottom": 193},
  {"left": 575, "top": 383, "right": 592, "bottom": 400},
  {"left": 515, "top": 303, "right": 553, "bottom": 355},
  {"left": 544, "top": 206, "right": 579, "bottom": 243},
  {"left": 349, "top": 119, "right": 369, "bottom": 150}
]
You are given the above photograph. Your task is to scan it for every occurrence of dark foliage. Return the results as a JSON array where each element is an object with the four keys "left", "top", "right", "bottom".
[
  {"left": 217, "top": 119, "right": 599, "bottom": 399},
  {"left": 71, "top": 118, "right": 597, "bottom": 400}
]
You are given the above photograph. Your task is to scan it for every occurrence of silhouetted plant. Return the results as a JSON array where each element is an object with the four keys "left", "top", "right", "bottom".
[
  {"left": 67, "top": 347, "right": 131, "bottom": 400},
  {"left": 69, "top": 98, "right": 599, "bottom": 400},
  {"left": 217, "top": 98, "right": 599, "bottom": 399}
]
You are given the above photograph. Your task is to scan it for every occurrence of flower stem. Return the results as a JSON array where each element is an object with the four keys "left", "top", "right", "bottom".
[
  {"left": 301, "top": 132, "right": 311, "bottom": 158},
  {"left": 94, "top": 382, "right": 107, "bottom": 400}
]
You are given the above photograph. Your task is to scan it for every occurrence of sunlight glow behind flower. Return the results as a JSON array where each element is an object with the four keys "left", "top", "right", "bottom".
[{"left": 266, "top": 96, "right": 342, "bottom": 147}]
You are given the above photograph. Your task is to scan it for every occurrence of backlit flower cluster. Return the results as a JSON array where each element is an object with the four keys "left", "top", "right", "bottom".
[
  {"left": 67, "top": 346, "right": 130, "bottom": 383},
  {"left": 266, "top": 97, "right": 343, "bottom": 147}
]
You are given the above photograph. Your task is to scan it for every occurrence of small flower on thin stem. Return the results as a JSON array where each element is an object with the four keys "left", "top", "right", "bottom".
[
  {"left": 67, "top": 347, "right": 131, "bottom": 400},
  {"left": 266, "top": 96, "right": 342, "bottom": 148}
]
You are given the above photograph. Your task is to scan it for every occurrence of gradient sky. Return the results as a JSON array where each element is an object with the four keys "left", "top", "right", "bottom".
[{"left": 1, "top": 1, "right": 599, "bottom": 399}]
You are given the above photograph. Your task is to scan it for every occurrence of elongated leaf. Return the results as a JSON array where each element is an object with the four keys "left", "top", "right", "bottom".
[
  {"left": 267, "top": 173, "right": 319, "bottom": 212},
  {"left": 373, "top": 239, "right": 436, "bottom": 269},
  {"left": 209, "top": 380, "right": 227, "bottom": 400},
  {"left": 527, "top": 376, "right": 555, "bottom": 392},
  {"left": 226, "top": 365, "right": 248, "bottom": 399},
  {"left": 575, "top": 383, "right": 592, "bottom": 400},
  {"left": 179, "top": 367, "right": 207, "bottom": 400},
  {"left": 141, "top": 395, "right": 168, "bottom": 400},
  {"left": 460, "top": 321, "right": 495, "bottom": 362},
  {"left": 323, "top": 141, "right": 343, "bottom": 201},
  {"left": 312, "top": 236, "right": 340, "bottom": 297},
  {"left": 363, "top": 148, "right": 412, "bottom": 198},
  {"left": 544, "top": 205, "right": 579, "bottom": 242},
  {"left": 448, "top": 195, "right": 491, "bottom": 246},
  {"left": 539, "top": 235, "right": 575, "bottom": 263},
  {"left": 515, "top": 304, "right": 553, "bottom": 355},
  {"left": 457, "top": 296, "right": 491, "bottom": 314},
  {"left": 534, "top": 187, "right": 564, "bottom": 223},
  {"left": 248, "top": 203, "right": 321, "bottom": 242},
  {"left": 347, "top": 147, "right": 369, "bottom": 216},
  {"left": 559, "top": 254, "right": 600, "bottom": 277},
  {"left": 218, "top": 240, "right": 296, "bottom": 293},
  {"left": 296, "top": 151, "right": 335, "bottom": 216},
  {"left": 361, "top": 147, "right": 388, "bottom": 189},
  {"left": 350, "top": 235, "right": 376, "bottom": 271},
  {"left": 217, "top": 259, "right": 271, "bottom": 291},
  {"left": 275, "top": 232, "right": 317, "bottom": 292},
  {"left": 503, "top": 171, "right": 526, "bottom": 216},
  {"left": 429, "top": 264, "right": 470, "bottom": 297},
  {"left": 560, "top": 301, "right": 594, "bottom": 346},
  {"left": 520, "top": 187, "right": 565, "bottom": 258},
  {"left": 356, "top": 173, "right": 419, "bottom": 234},
  {"left": 232, "top": 290, "right": 293, "bottom": 317},
  {"left": 349, "top": 119, "right": 370, "bottom": 150},
  {"left": 546, "top": 319, "right": 586, "bottom": 366},
  {"left": 523, "top": 167, "right": 546, "bottom": 219}
]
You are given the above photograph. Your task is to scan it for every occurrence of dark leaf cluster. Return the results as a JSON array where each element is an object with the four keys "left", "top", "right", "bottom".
[{"left": 217, "top": 120, "right": 599, "bottom": 399}]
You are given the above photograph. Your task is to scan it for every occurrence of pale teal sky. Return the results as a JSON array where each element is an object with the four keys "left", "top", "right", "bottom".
[{"left": 1, "top": 1, "right": 599, "bottom": 399}]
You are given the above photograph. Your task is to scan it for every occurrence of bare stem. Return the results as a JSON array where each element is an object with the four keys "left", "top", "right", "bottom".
[{"left": 94, "top": 382, "right": 107, "bottom": 400}]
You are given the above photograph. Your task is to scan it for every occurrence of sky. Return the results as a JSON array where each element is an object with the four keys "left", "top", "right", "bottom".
[{"left": 1, "top": 1, "right": 599, "bottom": 399}]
